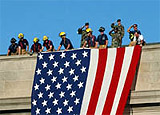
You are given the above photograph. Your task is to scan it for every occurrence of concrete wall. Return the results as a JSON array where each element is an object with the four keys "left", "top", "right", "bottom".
[{"left": 0, "top": 44, "right": 160, "bottom": 114}]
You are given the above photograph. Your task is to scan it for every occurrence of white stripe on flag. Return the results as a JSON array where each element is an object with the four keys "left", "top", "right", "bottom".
[
  {"left": 95, "top": 48, "right": 117, "bottom": 115},
  {"left": 80, "top": 49, "right": 99, "bottom": 115},
  {"left": 110, "top": 47, "right": 134, "bottom": 115}
]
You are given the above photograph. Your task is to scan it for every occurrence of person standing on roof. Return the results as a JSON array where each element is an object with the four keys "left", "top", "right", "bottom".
[
  {"left": 95, "top": 27, "right": 108, "bottom": 49},
  {"left": 83, "top": 28, "right": 96, "bottom": 48},
  {"left": 18, "top": 33, "right": 29, "bottom": 55},
  {"left": 127, "top": 24, "right": 145, "bottom": 46},
  {"left": 109, "top": 27, "right": 121, "bottom": 48},
  {"left": 30, "top": 37, "right": 42, "bottom": 54},
  {"left": 41, "top": 36, "right": 55, "bottom": 52},
  {"left": 77, "top": 22, "right": 89, "bottom": 47},
  {"left": 7, "top": 38, "right": 18, "bottom": 56},
  {"left": 111, "top": 19, "right": 124, "bottom": 47},
  {"left": 57, "top": 32, "right": 74, "bottom": 51}
]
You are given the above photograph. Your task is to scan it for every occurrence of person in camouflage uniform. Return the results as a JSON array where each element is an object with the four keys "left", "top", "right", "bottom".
[
  {"left": 109, "top": 27, "right": 121, "bottom": 48},
  {"left": 77, "top": 22, "right": 89, "bottom": 47},
  {"left": 111, "top": 19, "right": 124, "bottom": 47}
]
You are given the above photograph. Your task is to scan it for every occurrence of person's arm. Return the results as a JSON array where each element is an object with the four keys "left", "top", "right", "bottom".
[
  {"left": 95, "top": 42, "right": 98, "bottom": 48},
  {"left": 121, "top": 26, "right": 125, "bottom": 38},
  {"left": 66, "top": 44, "right": 70, "bottom": 50},
  {"left": 82, "top": 41, "right": 87, "bottom": 48},
  {"left": 127, "top": 25, "right": 134, "bottom": 33},
  {"left": 105, "top": 40, "right": 108, "bottom": 47},
  {"left": 7, "top": 50, "right": 10, "bottom": 56},
  {"left": 57, "top": 45, "right": 62, "bottom": 51},
  {"left": 40, "top": 46, "right": 44, "bottom": 52},
  {"left": 48, "top": 45, "right": 52, "bottom": 51},
  {"left": 77, "top": 25, "right": 85, "bottom": 34},
  {"left": 18, "top": 46, "right": 21, "bottom": 55},
  {"left": 109, "top": 29, "right": 114, "bottom": 36},
  {"left": 27, "top": 45, "right": 29, "bottom": 52}
]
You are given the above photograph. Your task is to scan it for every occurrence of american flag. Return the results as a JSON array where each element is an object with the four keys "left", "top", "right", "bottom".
[{"left": 31, "top": 46, "right": 141, "bottom": 115}]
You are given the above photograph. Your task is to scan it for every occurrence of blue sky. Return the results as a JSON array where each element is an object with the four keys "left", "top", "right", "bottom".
[{"left": 0, "top": 0, "right": 160, "bottom": 54}]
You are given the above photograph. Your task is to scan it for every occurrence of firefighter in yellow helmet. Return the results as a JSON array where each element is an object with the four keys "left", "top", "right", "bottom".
[
  {"left": 82, "top": 28, "right": 96, "bottom": 48},
  {"left": 41, "top": 35, "right": 55, "bottom": 52},
  {"left": 30, "top": 37, "right": 42, "bottom": 54},
  {"left": 17, "top": 33, "right": 29, "bottom": 55},
  {"left": 57, "top": 32, "right": 74, "bottom": 51}
]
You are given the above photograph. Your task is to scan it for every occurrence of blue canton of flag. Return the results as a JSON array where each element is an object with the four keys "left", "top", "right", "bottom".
[{"left": 31, "top": 49, "right": 90, "bottom": 115}]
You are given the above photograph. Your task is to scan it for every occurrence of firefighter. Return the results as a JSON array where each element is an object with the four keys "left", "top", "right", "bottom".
[
  {"left": 7, "top": 38, "right": 18, "bottom": 56},
  {"left": 18, "top": 33, "right": 29, "bottom": 55},
  {"left": 30, "top": 37, "right": 42, "bottom": 54},
  {"left": 57, "top": 32, "right": 74, "bottom": 51},
  {"left": 41, "top": 36, "right": 55, "bottom": 52}
]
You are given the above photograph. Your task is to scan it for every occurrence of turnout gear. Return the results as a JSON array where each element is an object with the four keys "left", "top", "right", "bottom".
[
  {"left": 86, "top": 28, "right": 92, "bottom": 33},
  {"left": 33, "top": 37, "right": 39, "bottom": 43},
  {"left": 18, "top": 33, "right": 24, "bottom": 39},
  {"left": 59, "top": 32, "right": 66, "bottom": 37},
  {"left": 43, "top": 36, "right": 48, "bottom": 41}
]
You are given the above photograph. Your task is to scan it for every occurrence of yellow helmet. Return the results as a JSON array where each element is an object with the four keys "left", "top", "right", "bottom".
[
  {"left": 33, "top": 37, "right": 39, "bottom": 43},
  {"left": 18, "top": 33, "right": 24, "bottom": 39},
  {"left": 43, "top": 36, "right": 48, "bottom": 41},
  {"left": 86, "top": 28, "right": 92, "bottom": 33},
  {"left": 59, "top": 32, "right": 66, "bottom": 37}
]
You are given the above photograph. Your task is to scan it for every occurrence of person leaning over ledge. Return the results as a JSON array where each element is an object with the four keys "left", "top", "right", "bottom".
[
  {"left": 18, "top": 33, "right": 29, "bottom": 55},
  {"left": 30, "top": 37, "right": 42, "bottom": 54},
  {"left": 7, "top": 38, "right": 18, "bottom": 56},
  {"left": 57, "top": 32, "right": 74, "bottom": 51},
  {"left": 41, "top": 36, "right": 55, "bottom": 52}
]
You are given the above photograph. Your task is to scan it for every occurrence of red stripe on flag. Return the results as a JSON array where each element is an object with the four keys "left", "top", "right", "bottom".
[
  {"left": 86, "top": 49, "right": 108, "bottom": 114},
  {"left": 102, "top": 47, "right": 125, "bottom": 114},
  {"left": 116, "top": 46, "right": 141, "bottom": 114}
]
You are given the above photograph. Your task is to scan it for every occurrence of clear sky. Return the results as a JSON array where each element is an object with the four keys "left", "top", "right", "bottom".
[{"left": 0, "top": 0, "right": 160, "bottom": 54}]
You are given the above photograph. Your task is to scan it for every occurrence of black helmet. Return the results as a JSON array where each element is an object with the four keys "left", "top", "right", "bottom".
[
  {"left": 99, "top": 27, "right": 105, "bottom": 32},
  {"left": 10, "top": 38, "right": 17, "bottom": 43}
]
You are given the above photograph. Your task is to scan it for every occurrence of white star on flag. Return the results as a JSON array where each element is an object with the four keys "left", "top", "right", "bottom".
[
  {"left": 70, "top": 91, "right": 76, "bottom": 97},
  {"left": 81, "top": 66, "right": 86, "bottom": 73},
  {"left": 42, "top": 100, "right": 47, "bottom": 107},
  {"left": 75, "top": 59, "right": 81, "bottom": 66},
  {"left": 53, "top": 61, "right": 58, "bottom": 68},
  {"left": 73, "top": 75, "right": 79, "bottom": 82},
  {"left": 45, "top": 108, "right": 51, "bottom": 114},
  {"left": 36, "top": 108, "right": 40, "bottom": 114},
  {"left": 69, "top": 68, "right": 75, "bottom": 75},
  {"left": 36, "top": 68, "right": 41, "bottom": 75},
  {"left": 45, "top": 84, "right": 51, "bottom": 91},
  {"left": 48, "top": 92, "right": 54, "bottom": 99},
  {"left": 62, "top": 76, "right": 67, "bottom": 83},
  {"left": 38, "top": 53, "right": 43, "bottom": 60},
  {"left": 56, "top": 107, "right": 62, "bottom": 115},
  {"left": 34, "top": 84, "right": 39, "bottom": 90},
  {"left": 59, "top": 91, "right": 65, "bottom": 98},
  {"left": 64, "top": 61, "right": 70, "bottom": 68},
  {"left": 32, "top": 99, "right": 37, "bottom": 106},
  {"left": 39, "top": 78, "right": 45, "bottom": 84},
  {"left": 60, "top": 52, "right": 66, "bottom": 58},
  {"left": 74, "top": 98, "right": 80, "bottom": 105},
  {"left": 78, "top": 82, "right": 84, "bottom": 88},
  {"left": 63, "top": 99, "right": 69, "bottom": 106},
  {"left": 71, "top": 53, "right": 77, "bottom": 59},
  {"left": 58, "top": 68, "right": 64, "bottom": 74},
  {"left": 53, "top": 98, "right": 58, "bottom": 106},
  {"left": 47, "top": 69, "right": 53, "bottom": 76},
  {"left": 51, "top": 76, "right": 57, "bottom": 83},
  {"left": 67, "top": 106, "right": 73, "bottom": 113},
  {"left": 66, "top": 84, "right": 72, "bottom": 90},
  {"left": 82, "top": 51, "right": 88, "bottom": 58},
  {"left": 49, "top": 54, "right": 54, "bottom": 60},
  {"left": 42, "top": 62, "right": 48, "bottom": 68},
  {"left": 38, "top": 92, "right": 43, "bottom": 99},
  {"left": 55, "top": 83, "right": 61, "bottom": 89}
]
